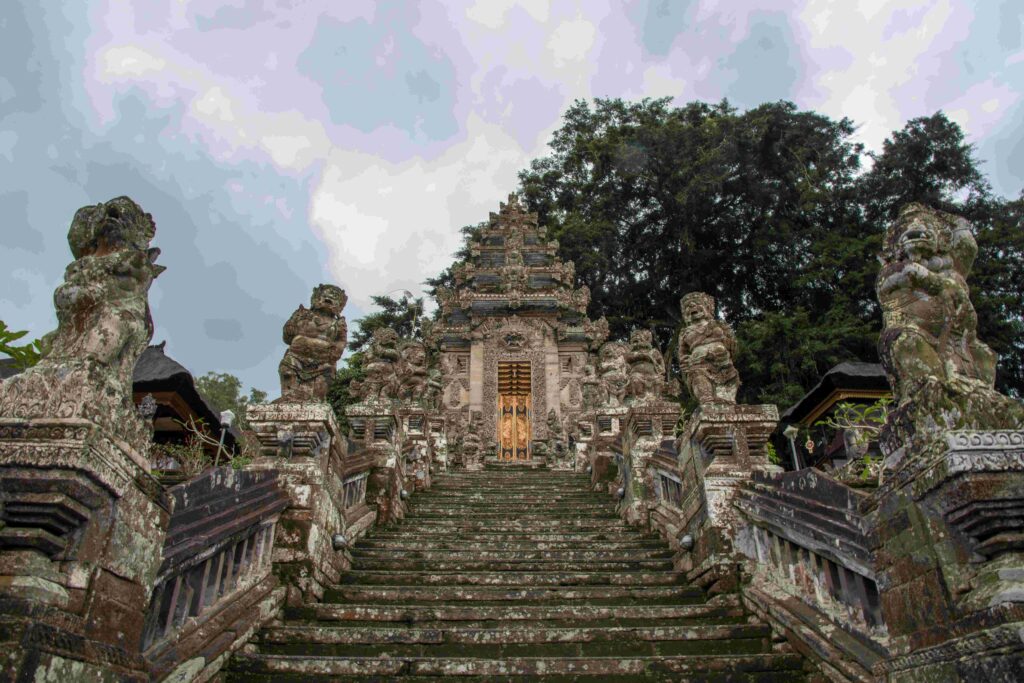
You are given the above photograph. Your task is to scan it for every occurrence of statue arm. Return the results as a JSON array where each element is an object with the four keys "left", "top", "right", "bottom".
[
  {"left": 949, "top": 220, "right": 977, "bottom": 276},
  {"left": 282, "top": 306, "right": 304, "bottom": 344}
]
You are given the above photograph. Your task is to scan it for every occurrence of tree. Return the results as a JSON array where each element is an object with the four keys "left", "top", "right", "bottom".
[
  {"left": 497, "top": 99, "right": 1024, "bottom": 406},
  {"left": 515, "top": 98, "right": 874, "bottom": 405},
  {"left": 193, "top": 371, "right": 267, "bottom": 430},
  {"left": 327, "top": 292, "right": 425, "bottom": 428},
  {"left": 349, "top": 293, "right": 425, "bottom": 352}
]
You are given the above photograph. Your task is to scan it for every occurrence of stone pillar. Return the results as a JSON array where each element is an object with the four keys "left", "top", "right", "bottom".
[
  {"left": 0, "top": 420, "right": 169, "bottom": 681},
  {"left": 681, "top": 403, "right": 778, "bottom": 590},
  {"left": 346, "top": 400, "right": 407, "bottom": 526},
  {"left": 246, "top": 403, "right": 359, "bottom": 606},
  {"left": 618, "top": 402, "right": 680, "bottom": 526},
  {"left": 0, "top": 196, "right": 169, "bottom": 681}
]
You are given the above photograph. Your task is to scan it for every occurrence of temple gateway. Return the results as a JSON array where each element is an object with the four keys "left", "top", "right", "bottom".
[{"left": 435, "top": 194, "right": 606, "bottom": 461}]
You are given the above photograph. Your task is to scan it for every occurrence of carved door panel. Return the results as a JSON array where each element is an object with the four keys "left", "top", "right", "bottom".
[{"left": 498, "top": 362, "right": 531, "bottom": 461}]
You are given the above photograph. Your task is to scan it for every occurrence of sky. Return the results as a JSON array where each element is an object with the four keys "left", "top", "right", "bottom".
[{"left": 1, "top": 0, "right": 1022, "bottom": 399}]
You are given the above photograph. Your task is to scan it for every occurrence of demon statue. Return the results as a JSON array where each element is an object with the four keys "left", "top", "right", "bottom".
[
  {"left": 625, "top": 329, "right": 666, "bottom": 403},
  {"left": 278, "top": 284, "right": 347, "bottom": 402},
  {"left": 877, "top": 203, "right": 1024, "bottom": 452},
  {"left": 598, "top": 341, "right": 630, "bottom": 407},
  {"left": 351, "top": 328, "right": 402, "bottom": 402},
  {"left": 678, "top": 292, "right": 740, "bottom": 406},
  {"left": 0, "top": 197, "right": 164, "bottom": 452}
]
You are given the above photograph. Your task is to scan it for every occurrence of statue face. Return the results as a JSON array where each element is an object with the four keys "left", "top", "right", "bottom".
[
  {"left": 682, "top": 299, "right": 709, "bottom": 325},
  {"left": 897, "top": 213, "right": 939, "bottom": 260},
  {"left": 312, "top": 286, "right": 346, "bottom": 315},
  {"left": 630, "top": 329, "right": 652, "bottom": 349}
]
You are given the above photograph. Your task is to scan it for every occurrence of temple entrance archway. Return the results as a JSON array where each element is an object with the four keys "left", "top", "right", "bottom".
[{"left": 498, "top": 361, "right": 531, "bottom": 460}]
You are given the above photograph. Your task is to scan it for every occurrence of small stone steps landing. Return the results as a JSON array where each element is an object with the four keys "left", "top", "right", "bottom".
[{"left": 223, "top": 466, "right": 809, "bottom": 681}]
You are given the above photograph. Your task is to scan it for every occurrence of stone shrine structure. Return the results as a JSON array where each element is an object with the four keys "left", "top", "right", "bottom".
[{"left": 435, "top": 194, "right": 607, "bottom": 463}]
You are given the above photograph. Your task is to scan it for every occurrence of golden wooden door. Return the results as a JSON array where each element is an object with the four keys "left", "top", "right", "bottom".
[{"left": 498, "top": 362, "right": 531, "bottom": 461}]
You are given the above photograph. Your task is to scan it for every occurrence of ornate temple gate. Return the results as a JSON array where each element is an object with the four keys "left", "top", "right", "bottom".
[{"left": 497, "top": 361, "right": 531, "bottom": 460}]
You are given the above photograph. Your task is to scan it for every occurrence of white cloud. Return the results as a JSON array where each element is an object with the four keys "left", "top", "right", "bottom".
[
  {"left": 547, "top": 18, "right": 597, "bottom": 67},
  {"left": 466, "top": 0, "right": 550, "bottom": 28},
  {"left": 101, "top": 45, "right": 168, "bottom": 77},
  {"left": 309, "top": 115, "right": 528, "bottom": 310}
]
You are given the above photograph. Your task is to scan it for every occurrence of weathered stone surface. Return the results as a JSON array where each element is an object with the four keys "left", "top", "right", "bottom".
[
  {"left": 678, "top": 292, "right": 740, "bottom": 407},
  {"left": 876, "top": 203, "right": 1024, "bottom": 469},
  {"left": 351, "top": 328, "right": 402, "bottom": 403},
  {"left": 278, "top": 284, "right": 347, "bottom": 402},
  {"left": 0, "top": 198, "right": 170, "bottom": 682}
]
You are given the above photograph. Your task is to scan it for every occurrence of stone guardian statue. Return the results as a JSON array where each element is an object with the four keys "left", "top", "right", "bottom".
[
  {"left": 876, "top": 203, "right": 1023, "bottom": 448},
  {"left": 278, "top": 284, "right": 347, "bottom": 402},
  {"left": 678, "top": 292, "right": 740, "bottom": 406},
  {"left": 0, "top": 196, "right": 164, "bottom": 452}
]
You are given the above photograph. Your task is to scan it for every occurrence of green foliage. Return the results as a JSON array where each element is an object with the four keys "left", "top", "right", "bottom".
[
  {"left": 765, "top": 441, "right": 781, "bottom": 467},
  {"left": 327, "top": 355, "right": 366, "bottom": 433},
  {"left": 151, "top": 439, "right": 210, "bottom": 478},
  {"left": 0, "top": 320, "right": 49, "bottom": 370},
  {"left": 349, "top": 293, "right": 424, "bottom": 352},
  {"left": 814, "top": 398, "right": 892, "bottom": 451},
  {"left": 487, "top": 98, "right": 1024, "bottom": 406},
  {"left": 193, "top": 371, "right": 267, "bottom": 430}
]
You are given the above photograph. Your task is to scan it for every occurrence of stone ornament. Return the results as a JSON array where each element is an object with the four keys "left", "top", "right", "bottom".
[
  {"left": 351, "top": 328, "right": 402, "bottom": 402},
  {"left": 876, "top": 203, "right": 1024, "bottom": 455},
  {"left": 598, "top": 341, "right": 629, "bottom": 407},
  {"left": 278, "top": 284, "right": 347, "bottom": 402},
  {"left": 0, "top": 196, "right": 164, "bottom": 453},
  {"left": 678, "top": 292, "right": 740, "bottom": 406},
  {"left": 625, "top": 329, "right": 666, "bottom": 403}
]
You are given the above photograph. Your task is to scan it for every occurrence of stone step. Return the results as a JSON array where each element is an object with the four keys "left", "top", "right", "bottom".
[
  {"left": 407, "top": 501, "right": 613, "bottom": 511},
  {"left": 226, "top": 652, "right": 806, "bottom": 680},
  {"left": 385, "top": 519, "right": 632, "bottom": 531},
  {"left": 402, "top": 508, "right": 619, "bottom": 517},
  {"left": 339, "top": 570, "right": 683, "bottom": 587},
  {"left": 296, "top": 597, "right": 744, "bottom": 624},
  {"left": 352, "top": 544, "right": 671, "bottom": 561},
  {"left": 258, "top": 623, "right": 770, "bottom": 647},
  {"left": 354, "top": 538, "right": 666, "bottom": 551},
  {"left": 351, "top": 558, "right": 675, "bottom": 572},
  {"left": 324, "top": 584, "right": 701, "bottom": 604}
]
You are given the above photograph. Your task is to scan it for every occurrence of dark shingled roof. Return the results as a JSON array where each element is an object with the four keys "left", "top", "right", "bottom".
[
  {"left": 133, "top": 343, "right": 240, "bottom": 446},
  {"left": 780, "top": 361, "right": 890, "bottom": 424}
]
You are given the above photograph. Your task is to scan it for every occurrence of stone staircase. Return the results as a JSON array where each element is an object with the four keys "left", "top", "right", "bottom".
[{"left": 224, "top": 467, "right": 808, "bottom": 681}]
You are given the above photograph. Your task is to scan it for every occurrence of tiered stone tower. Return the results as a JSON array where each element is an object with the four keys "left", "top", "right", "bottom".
[{"left": 436, "top": 194, "right": 607, "bottom": 466}]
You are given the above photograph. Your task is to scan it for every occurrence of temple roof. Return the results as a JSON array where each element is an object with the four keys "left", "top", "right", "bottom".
[{"left": 437, "top": 194, "right": 595, "bottom": 334}]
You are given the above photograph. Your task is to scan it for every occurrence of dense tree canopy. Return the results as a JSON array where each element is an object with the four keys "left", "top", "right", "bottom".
[
  {"left": 506, "top": 99, "right": 1023, "bottom": 406},
  {"left": 193, "top": 372, "right": 267, "bottom": 430}
]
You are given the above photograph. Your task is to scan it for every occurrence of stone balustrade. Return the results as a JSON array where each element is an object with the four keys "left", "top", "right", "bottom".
[{"left": 141, "top": 467, "right": 289, "bottom": 681}]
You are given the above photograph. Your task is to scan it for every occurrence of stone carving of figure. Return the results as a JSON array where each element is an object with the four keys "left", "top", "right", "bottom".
[
  {"left": 461, "top": 411, "right": 484, "bottom": 468},
  {"left": 352, "top": 328, "right": 402, "bottom": 402},
  {"left": 598, "top": 341, "right": 629, "bottom": 407},
  {"left": 278, "top": 284, "right": 347, "bottom": 402},
  {"left": 678, "top": 292, "right": 739, "bottom": 405},
  {"left": 626, "top": 329, "right": 666, "bottom": 403},
  {"left": 0, "top": 197, "right": 164, "bottom": 452},
  {"left": 877, "top": 203, "right": 1023, "bottom": 441},
  {"left": 397, "top": 341, "right": 429, "bottom": 403},
  {"left": 580, "top": 354, "right": 605, "bottom": 409},
  {"left": 546, "top": 408, "right": 566, "bottom": 460}
]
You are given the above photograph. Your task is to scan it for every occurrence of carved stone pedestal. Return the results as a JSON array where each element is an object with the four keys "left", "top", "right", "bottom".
[
  {"left": 399, "top": 410, "right": 433, "bottom": 492},
  {"left": 246, "top": 403, "right": 366, "bottom": 606},
  {"left": 346, "top": 400, "right": 407, "bottom": 526},
  {"left": 872, "top": 430, "right": 1024, "bottom": 679},
  {"left": 617, "top": 402, "right": 679, "bottom": 526},
  {"left": 0, "top": 418, "right": 169, "bottom": 682},
  {"left": 680, "top": 404, "right": 778, "bottom": 589}
]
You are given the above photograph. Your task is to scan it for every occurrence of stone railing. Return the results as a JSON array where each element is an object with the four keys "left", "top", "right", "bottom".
[
  {"left": 141, "top": 467, "right": 289, "bottom": 682},
  {"left": 735, "top": 468, "right": 889, "bottom": 681}
]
